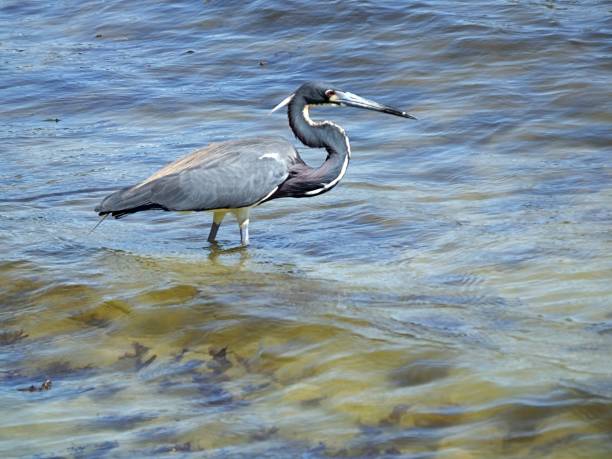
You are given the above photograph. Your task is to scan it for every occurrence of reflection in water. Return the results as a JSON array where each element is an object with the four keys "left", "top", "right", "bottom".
[
  {"left": 1, "top": 0, "right": 611, "bottom": 457},
  {"left": 207, "top": 242, "right": 251, "bottom": 266}
]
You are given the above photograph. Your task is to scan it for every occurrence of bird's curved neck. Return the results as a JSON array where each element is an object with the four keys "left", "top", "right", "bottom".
[
  {"left": 289, "top": 97, "right": 350, "bottom": 155},
  {"left": 282, "top": 96, "right": 351, "bottom": 197}
]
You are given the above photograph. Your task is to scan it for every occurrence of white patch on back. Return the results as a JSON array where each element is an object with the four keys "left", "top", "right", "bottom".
[{"left": 258, "top": 152, "right": 282, "bottom": 161}]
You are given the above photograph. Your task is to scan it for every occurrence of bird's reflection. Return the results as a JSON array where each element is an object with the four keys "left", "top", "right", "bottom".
[{"left": 205, "top": 241, "right": 251, "bottom": 266}]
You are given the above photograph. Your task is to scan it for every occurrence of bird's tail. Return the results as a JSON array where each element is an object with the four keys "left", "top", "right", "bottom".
[
  {"left": 94, "top": 185, "right": 166, "bottom": 219},
  {"left": 88, "top": 213, "right": 109, "bottom": 234}
]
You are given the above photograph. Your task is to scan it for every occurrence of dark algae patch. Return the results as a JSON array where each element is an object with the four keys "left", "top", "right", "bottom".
[
  {"left": 118, "top": 342, "right": 157, "bottom": 370},
  {"left": 17, "top": 378, "right": 52, "bottom": 392},
  {"left": 0, "top": 329, "right": 28, "bottom": 345}
]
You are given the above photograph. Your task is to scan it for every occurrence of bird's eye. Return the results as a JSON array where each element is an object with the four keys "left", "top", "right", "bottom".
[{"left": 325, "top": 89, "right": 336, "bottom": 98}]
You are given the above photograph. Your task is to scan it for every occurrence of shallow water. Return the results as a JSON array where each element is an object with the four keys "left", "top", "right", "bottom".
[{"left": 1, "top": 0, "right": 611, "bottom": 457}]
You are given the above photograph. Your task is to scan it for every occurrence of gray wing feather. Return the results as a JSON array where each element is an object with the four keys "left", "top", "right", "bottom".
[{"left": 96, "top": 137, "right": 296, "bottom": 215}]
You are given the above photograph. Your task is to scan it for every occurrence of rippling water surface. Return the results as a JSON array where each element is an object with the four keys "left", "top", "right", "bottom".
[{"left": 1, "top": 1, "right": 611, "bottom": 457}]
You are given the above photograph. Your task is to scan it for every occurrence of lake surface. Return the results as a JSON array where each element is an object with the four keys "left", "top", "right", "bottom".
[{"left": 1, "top": 0, "right": 611, "bottom": 457}]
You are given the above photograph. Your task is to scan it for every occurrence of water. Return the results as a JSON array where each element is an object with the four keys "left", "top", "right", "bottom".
[{"left": 1, "top": 0, "right": 611, "bottom": 457}]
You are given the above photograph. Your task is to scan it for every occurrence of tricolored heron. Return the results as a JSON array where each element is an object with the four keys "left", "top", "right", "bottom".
[{"left": 95, "top": 82, "right": 415, "bottom": 245}]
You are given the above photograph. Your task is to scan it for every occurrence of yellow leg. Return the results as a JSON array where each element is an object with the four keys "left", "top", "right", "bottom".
[{"left": 232, "top": 208, "right": 250, "bottom": 246}]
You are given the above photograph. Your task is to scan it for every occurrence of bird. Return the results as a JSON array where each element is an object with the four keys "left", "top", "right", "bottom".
[{"left": 95, "top": 81, "right": 415, "bottom": 246}]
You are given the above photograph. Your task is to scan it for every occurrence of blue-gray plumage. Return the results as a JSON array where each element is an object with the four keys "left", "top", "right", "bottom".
[{"left": 95, "top": 81, "right": 415, "bottom": 245}]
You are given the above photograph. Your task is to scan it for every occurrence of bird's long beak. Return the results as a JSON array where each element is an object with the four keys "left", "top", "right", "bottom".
[{"left": 333, "top": 90, "right": 416, "bottom": 119}]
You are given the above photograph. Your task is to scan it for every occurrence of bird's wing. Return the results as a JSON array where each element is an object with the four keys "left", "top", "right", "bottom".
[{"left": 96, "top": 137, "right": 297, "bottom": 215}]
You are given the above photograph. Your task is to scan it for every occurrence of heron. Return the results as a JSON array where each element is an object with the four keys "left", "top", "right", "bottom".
[{"left": 95, "top": 81, "right": 415, "bottom": 245}]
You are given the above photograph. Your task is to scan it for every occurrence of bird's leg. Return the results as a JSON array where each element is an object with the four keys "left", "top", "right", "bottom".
[
  {"left": 207, "top": 223, "right": 220, "bottom": 243},
  {"left": 208, "top": 210, "right": 227, "bottom": 243},
  {"left": 233, "top": 208, "right": 250, "bottom": 246},
  {"left": 240, "top": 222, "right": 249, "bottom": 246}
]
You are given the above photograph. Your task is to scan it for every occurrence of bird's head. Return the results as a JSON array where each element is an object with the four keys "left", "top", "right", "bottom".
[{"left": 271, "top": 81, "right": 416, "bottom": 119}]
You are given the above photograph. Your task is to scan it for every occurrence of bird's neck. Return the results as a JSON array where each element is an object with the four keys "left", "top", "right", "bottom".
[
  {"left": 289, "top": 98, "right": 350, "bottom": 154},
  {"left": 285, "top": 98, "right": 351, "bottom": 197}
]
